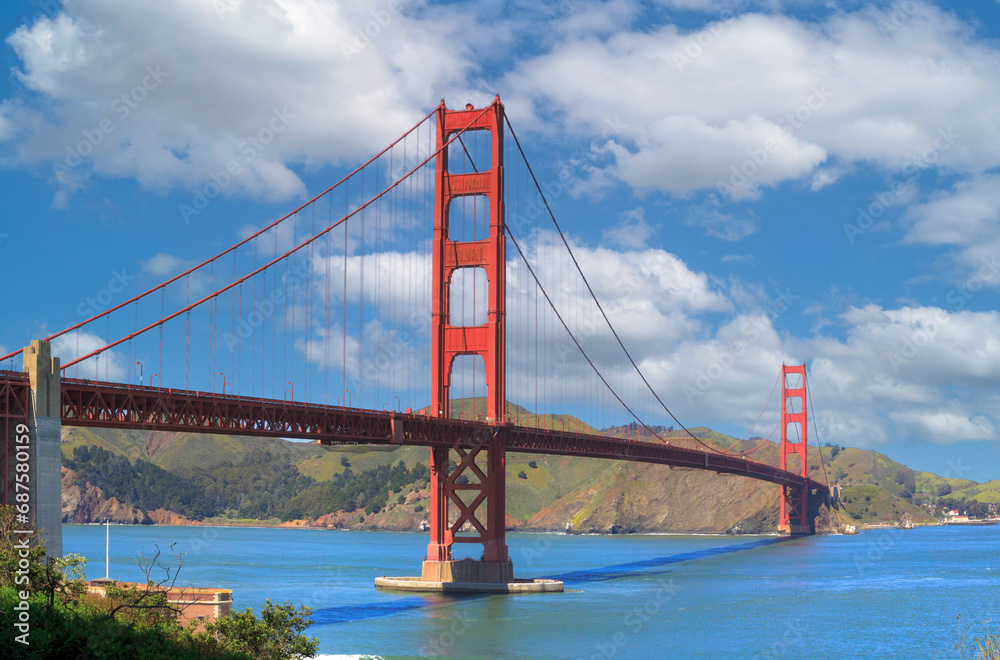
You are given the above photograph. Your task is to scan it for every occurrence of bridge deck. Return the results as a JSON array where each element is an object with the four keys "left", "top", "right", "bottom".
[{"left": 45, "top": 377, "right": 825, "bottom": 493}]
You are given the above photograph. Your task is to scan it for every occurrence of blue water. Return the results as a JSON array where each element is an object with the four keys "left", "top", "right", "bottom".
[{"left": 65, "top": 525, "right": 999, "bottom": 658}]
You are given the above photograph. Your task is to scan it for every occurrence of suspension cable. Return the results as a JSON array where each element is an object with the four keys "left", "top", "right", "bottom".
[
  {"left": 0, "top": 106, "right": 440, "bottom": 365},
  {"left": 62, "top": 105, "right": 493, "bottom": 370},
  {"left": 504, "top": 115, "right": 739, "bottom": 456}
]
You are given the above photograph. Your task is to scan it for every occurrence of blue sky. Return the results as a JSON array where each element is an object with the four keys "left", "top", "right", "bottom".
[{"left": 1, "top": 0, "right": 999, "bottom": 481}]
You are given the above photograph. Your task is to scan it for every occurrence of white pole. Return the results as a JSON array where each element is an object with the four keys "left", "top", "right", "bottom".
[{"left": 105, "top": 520, "right": 109, "bottom": 579}]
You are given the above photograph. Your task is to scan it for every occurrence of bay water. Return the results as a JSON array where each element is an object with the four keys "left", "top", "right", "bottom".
[{"left": 64, "top": 524, "right": 999, "bottom": 658}]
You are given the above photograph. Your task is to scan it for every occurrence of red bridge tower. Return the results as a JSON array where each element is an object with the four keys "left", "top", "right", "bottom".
[
  {"left": 779, "top": 363, "right": 811, "bottom": 535},
  {"left": 423, "top": 97, "right": 511, "bottom": 583}
]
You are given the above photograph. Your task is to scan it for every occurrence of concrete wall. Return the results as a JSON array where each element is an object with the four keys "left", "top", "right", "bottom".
[
  {"left": 88, "top": 581, "right": 233, "bottom": 629},
  {"left": 23, "top": 340, "right": 62, "bottom": 558}
]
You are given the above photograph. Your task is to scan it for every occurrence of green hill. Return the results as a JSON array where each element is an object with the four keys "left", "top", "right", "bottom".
[
  {"left": 61, "top": 426, "right": 324, "bottom": 473},
  {"left": 59, "top": 401, "right": 993, "bottom": 532},
  {"left": 951, "top": 479, "right": 1000, "bottom": 504}
]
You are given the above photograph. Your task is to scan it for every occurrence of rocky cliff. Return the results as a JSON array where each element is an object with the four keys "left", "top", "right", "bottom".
[
  {"left": 526, "top": 463, "right": 780, "bottom": 534},
  {"left": 61, "top": 467, "right": 152, "bottom": 524}
]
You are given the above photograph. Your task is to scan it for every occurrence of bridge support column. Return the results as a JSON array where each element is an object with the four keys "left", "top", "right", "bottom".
[
  {"left": 378, "top": 97, "right": 560, "bottom": 593},
  {"left": 23, "top": 340, "right": 62, "bottom": 557},
  {"left": 778, "top": 364, "right": 812, "bottom": 535},
  {"left": 417, "top": 97, "right": 515, "bottom": 586}
]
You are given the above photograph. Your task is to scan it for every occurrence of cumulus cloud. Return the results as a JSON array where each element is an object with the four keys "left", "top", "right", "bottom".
[
  {"left": 683, "top": 205, "right": 758, "bottom": 241},
  {"left": 291, "top": 225, "right": 1000, "bottom": 449},
  {"left": 141, "top": 253, "right": 189, "bottom": 277},
  {"left": 5, "top": 0, "right": 1000, "bottom": 455},
  {"left": 8, "top": 1, "right": 1000, "bottom": 215},
  {"left": 52, "top": 331, "right": 127, "bottom": 380},
  {"left": 801, "top": 305, "right": 1000, "bottom": 446},
  {"left": 904, "top": 174, "right": 1000, "bottom": 283},
  {"left": 601, "top": 207, "right": 658, "bottom": 248},
  {"left": 506, "top": 4, "right": 1000, "bottom": 201},
  {"left": 840, "top": 304, "right": 889, "bottom": 325},
  {"left": 1, "top": 0, "right": 487, "bottom": 206}
]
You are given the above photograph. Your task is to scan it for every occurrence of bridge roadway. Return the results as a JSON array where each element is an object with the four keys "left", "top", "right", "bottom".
[{"left": 2, "top": 372, "right": 826, "bottom": 493}]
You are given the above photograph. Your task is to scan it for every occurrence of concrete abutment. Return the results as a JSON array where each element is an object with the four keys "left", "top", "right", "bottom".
[{"left": 23, "top": 339, "right": 62, "bottom": 558}]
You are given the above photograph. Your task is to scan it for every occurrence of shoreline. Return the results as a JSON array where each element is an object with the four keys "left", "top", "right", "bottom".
[{"left": 66, "top": 522, "right": 772, "bottom": 537}]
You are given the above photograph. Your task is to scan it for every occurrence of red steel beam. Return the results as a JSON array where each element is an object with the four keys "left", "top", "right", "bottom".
[
  {"left": 0, "top": 371, "right": 30, "bottom": 506},
  {"left": 52, "top": 376, "right": 826, "bottom": 494}
]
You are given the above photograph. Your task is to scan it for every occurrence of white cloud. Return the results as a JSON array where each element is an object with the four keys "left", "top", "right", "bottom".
[
  {"left": 801, "top": 305, "right": 1000, "bottom": 446},
  {"left": 904, "top": 174, "right": 1000, "bottom": 283},
  {"left": 840, "top": 304, "right": 889, "bottom": 325},
  {"left": 8, "top": 1, "right": 1000, "bottom": 215},
  {"left": 2, "top": 0, "right": 485, "bottom": 206},
  {"left": 52, "top": 331, "right": 127, "bottom": 380},
  {"left": 506, "top": 5, "right": 1000, "bottom": 200},
  {"left": 683, "top": 205, "right": 758, "bottom": 241},
  {"left": 601, "top": 207, "right": 658, "bottom": 249},
  {"left": 889, "top": 409, "right": 997, "bottom": 441},
  {"left": 141, "top": 253, "right": 188, "bottom": 277},
  {"left": 905, "top": 174, "right": 1000, "bottom": 247}
]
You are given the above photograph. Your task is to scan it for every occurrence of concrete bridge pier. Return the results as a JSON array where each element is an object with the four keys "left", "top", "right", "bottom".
[{"left": 23, "top": 340, "right": 62, "bottom": 558}]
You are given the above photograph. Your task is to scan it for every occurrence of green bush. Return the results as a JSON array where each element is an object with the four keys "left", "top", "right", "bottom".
[
  {"left": 0, "top": 505, "right": 318, "bottom": 660},
  {"left": 204, "top": 599, "right": 318, "bottom": 660}
]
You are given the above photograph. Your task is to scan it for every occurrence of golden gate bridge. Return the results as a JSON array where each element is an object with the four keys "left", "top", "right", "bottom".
[{"left": 0, "top": 97, "right": 827, "bottom": 588}]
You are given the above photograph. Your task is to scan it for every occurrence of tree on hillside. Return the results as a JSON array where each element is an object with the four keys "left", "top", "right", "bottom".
[
  {"left": 896, "top": 470, "right": 916, "bottom": 499},
  {"left": 67, "top": 445, "right": 218, "bottom": 518}
]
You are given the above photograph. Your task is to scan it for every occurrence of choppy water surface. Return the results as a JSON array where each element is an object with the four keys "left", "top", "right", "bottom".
[{"left": 65, "top": 524, "right": 999, "bottom": 658}]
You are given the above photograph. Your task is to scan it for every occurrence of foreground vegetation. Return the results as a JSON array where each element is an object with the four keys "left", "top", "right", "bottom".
[
  {"left": 0, "top": 506, "right": 318, "bottom": 659},
  {"left": 956, "top": 616, "right": 1000, "bottom": 660}
]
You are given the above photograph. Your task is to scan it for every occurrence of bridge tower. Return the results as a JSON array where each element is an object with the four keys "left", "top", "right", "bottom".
[
  {"left": 424, "top": 97, "right": 511, "bottom": 583},
  {"left": 779, "top": 363, "right": 811, "bottom": 535}
]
